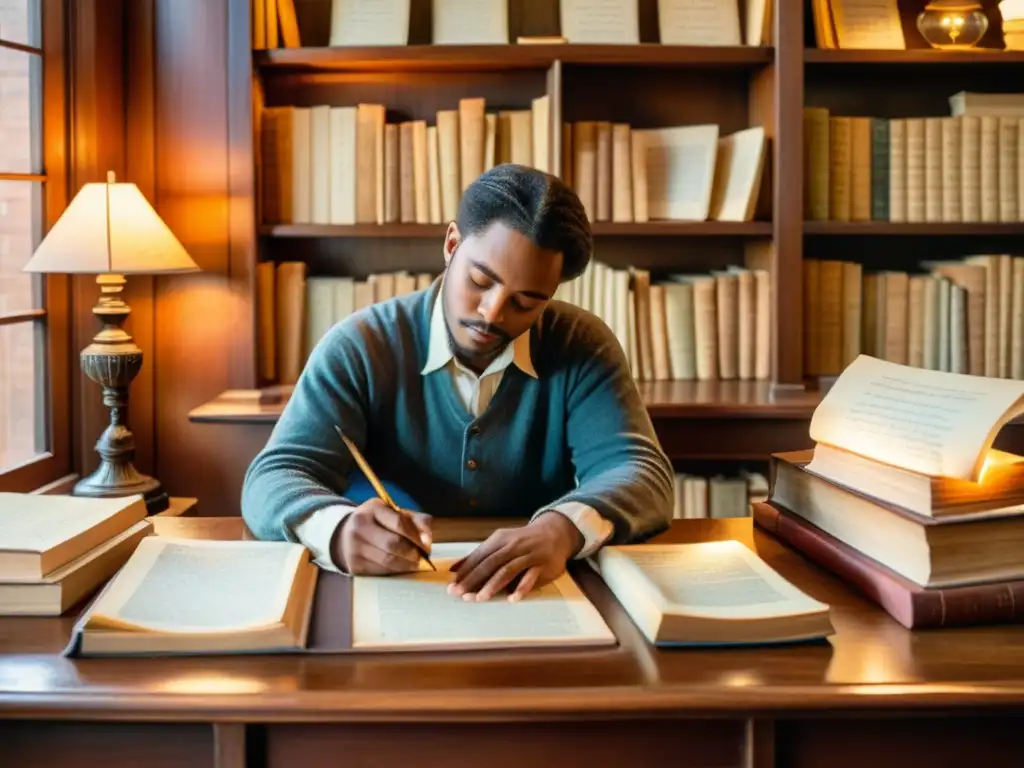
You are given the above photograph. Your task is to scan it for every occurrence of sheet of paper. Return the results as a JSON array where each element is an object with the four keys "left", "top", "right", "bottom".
[
  {"left": 560, "top": 0, "right": 639, "bottom": 44},
  {"left": 353, "top": 542, "right": 615, "bottom": 651},
  {"left": 432, "top": 0, "right": 508, "bottom": 44},
  {"left": 610, "top": 541, "right": 827, "bottom": 619},
  {"left": 830, "top": 0, "right": 905, "bottom": 49},
  {"left": 637, "top": 125, "right": 719, "bottom": 221},
  {"left": 809, "top": 355, "right": 1024, "bottom": 480},
  {"left": 88, "top": 538, "right": 305, "bottom": 634},
  {"left": 657, "top": 0, "right": 741, "bottom": 46},
  {"left": 329, "top": 0, "right": 410, "bottom": 46}
]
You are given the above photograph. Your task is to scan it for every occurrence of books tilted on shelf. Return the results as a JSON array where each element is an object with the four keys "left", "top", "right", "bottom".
[
  {"left": 0, "top": 493, "right": 152, "bottom": 616},
  {"left": 592, "top": 541, "right": 833, "bottom": 646},
  {"left": 762, "top": 355, "right": 1024, "bottom": 625},
  {"left": 65, "top": 539, "right": 616, "bottom": 657}
]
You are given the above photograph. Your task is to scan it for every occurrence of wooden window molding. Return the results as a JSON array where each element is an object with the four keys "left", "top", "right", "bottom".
[{"left": 0, "top": 0, "right": 71, "bottom": 492}]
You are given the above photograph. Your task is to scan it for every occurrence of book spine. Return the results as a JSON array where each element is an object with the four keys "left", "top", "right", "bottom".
[
  {"left": 870, "top": 118, "right": 889, "bottom": 221},
  {"left": 752, "top": 501, "right": 1024, "bottom": 630}
]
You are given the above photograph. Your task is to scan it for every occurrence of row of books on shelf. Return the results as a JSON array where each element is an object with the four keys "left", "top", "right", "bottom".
[
  {"left": 261, "top": 97, "right": 552, "bottom": 227},
  {"left": 804, "top": 253, "right": 1024, "bottom": 381},
  {"left": 260, "top": 98, "right": 768, "bottom": 228},
  {"left": 804, "top": 92, "right": 1024, "bottom": 224},
  {"left": 565, "top": 121, "right": 766, "bottom": 224},
  {"left": 252, "top": 0, "right": 773, "bottom": 50},
  {"left": 672, "top": 470, "right": 768, "bottom": 520},
  {"left": 760, "top": 354, "right": 1024, "bottom": 630},
  {"left": 257, "top": 255, "right": 772, "bottom": 386}
]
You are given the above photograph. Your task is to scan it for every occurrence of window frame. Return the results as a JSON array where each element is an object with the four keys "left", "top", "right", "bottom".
[{"left": 0, "top": 0, "right": 71, "bottom": 492}]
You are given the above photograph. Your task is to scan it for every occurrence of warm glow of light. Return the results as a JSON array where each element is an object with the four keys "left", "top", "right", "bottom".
[
  {"left": 1000, "top": 0, "right": 1024, "bottom": 21},
  {"left": 152, "top": 672, "right": 270, "bottom": 695},
  {"left": 719, "top": 670, "right": 764, "bottom": 687}
]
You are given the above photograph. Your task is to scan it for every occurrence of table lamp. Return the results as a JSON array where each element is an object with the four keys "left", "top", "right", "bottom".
[{"left": 22, "top": 171, "right": 200, "bottom": 514}]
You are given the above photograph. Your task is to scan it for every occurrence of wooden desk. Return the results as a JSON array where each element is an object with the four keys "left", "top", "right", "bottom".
[{"left": 2, "top": 517, "right": 1023, "bottom": 768}]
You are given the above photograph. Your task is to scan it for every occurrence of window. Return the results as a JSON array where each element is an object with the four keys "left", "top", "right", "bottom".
[{"left": 0, "top": 0, "right": 70, "bottom": 492}]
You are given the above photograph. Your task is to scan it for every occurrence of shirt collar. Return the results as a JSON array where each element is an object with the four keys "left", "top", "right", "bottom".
[{"left": 421, "top": 278, "right": 538, "bottom": 379}]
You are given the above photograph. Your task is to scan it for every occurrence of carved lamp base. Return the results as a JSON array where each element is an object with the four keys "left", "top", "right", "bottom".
[{"left": 74, "top": 274, "right": 167, "bottom": 515}]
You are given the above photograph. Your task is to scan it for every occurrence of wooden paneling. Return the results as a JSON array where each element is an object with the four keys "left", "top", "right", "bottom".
[
  {"left": 0, "top": 722, "right": 215, "bottom": 768},
  {"left": 68, "top": 0, "right": 127, "bottom": 480},
  {"left": 265, "top": 721, "right": 748, "bottom": 768},
  {"left": 151, "top": 0, "right": 235, "bottom": 509},
  {"left": 776, "top": 717, "right": 1024, "bottom": 768},
  {"left": 123, "top": 0, "right": 157, "bottom": 477},
  {"left": 772, "top": 0, "right": 804, "bottom": 386}
]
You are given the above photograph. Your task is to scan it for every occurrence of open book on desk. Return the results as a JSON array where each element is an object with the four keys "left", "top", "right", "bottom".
[
  {"left": 591, "top": 541, "right": 833, "bottom": 647},
  {"left": 64, "top": 539, "right": 615, "bottom": 657}
]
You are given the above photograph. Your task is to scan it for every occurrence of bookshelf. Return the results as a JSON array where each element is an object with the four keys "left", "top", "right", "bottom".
[{"left": 192, "top": 0, "right": 1024, "bottom": 468}]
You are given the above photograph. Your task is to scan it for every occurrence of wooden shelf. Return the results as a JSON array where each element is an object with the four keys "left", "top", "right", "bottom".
[
  {"left": 804, "top": 222, "right": 1024, "bottom": 236},
  {"left": 256, "top": 45, "right": 774, "bottom": 73},
  {"left": 189, "top": 383, "right": 819, "bottom": 425},
  {"left": 260, "top": 221, "right": 772, "bottom": 238},
  {"left": 804, "top": 48, "right": 1024, "bottom": 65}
]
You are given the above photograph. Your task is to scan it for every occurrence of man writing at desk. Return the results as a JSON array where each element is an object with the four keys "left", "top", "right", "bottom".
[{"left": 242, "top": 164, "right": 674, "bottom": 602}]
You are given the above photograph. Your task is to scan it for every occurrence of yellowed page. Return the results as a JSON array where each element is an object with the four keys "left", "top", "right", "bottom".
[
  {"left": 598, "top": 542, "right": 829, "bottom": 620},
  {"left": 87, "top": 537, "right": 306, "bottom": 635},
  {"left": 809, "top": 355, "right": 1024, "bottom": 480},
  {"left": 352, "top": 543, "right": 615, "bottom": 651}
]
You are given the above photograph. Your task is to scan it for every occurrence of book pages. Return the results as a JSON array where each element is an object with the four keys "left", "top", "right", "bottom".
[
  {"left": 603, "top": 541, "right": 827, "bottom": 619},
  {"left": 352, "top": 543, "right": 616, "bottom": 651},
  {"left": 709, "top": 126, "right": 767, "bottom": 221},
  {"left": 635, "top": 125, "right": 719, "bottom": 221},
  {"left": 85, "top": 537, "right": 307, "bottom": 635},
  {"left": 0, "top": 494, "right": 141, "bottom": 554},
  {"left": 809, "top": 355, "right": 1024, "bottom": 481},
  {"left": 432, "top": 0, "right": 508, "bottom": 44},
  {"left": 559, "top": 0, "right": 639, "bottom": 44},
  {"left": 829, "top": 0, "right": 905, "bottom": 49},
  {"left": 657, "top": 0, "right": 741, "bottom": 46},
  {"left": 328, "top": 0, "right": 410, "bottom": 46}
]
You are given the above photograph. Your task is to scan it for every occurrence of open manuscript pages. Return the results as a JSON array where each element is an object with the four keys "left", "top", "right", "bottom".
[
  {"left": 593, "top": 541, "right": 832, "bottom": 646},
  {"left": 353, "top": 543, "right": 616, "bottom": 652},
  {"left": 809, "top": 355, "right": 1024, "bottom": 483},
  {"left": 68, "top": 537, "right": 318, "bottom": 656}
]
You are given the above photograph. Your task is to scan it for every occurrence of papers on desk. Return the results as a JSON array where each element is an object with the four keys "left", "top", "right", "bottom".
[
  {"left": 62, "top": 535, "right": 831, "bottom": 658},
  {"left": 353, "top": 543, "right": 615, "bottom": 651}
]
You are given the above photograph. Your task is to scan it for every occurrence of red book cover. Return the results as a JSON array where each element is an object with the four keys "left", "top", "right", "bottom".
[{"left": 752, "top": 500, "right": 1024, "bottom": 629}]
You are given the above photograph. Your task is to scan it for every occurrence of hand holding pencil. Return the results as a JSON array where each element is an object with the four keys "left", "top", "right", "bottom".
[{"left": 330, "top": 426, "right": 435, "bottom": 575}]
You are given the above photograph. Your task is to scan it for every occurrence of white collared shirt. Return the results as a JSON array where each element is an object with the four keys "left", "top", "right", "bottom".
[{"left": 292, "top": 288, "right": 614, "bottom": 572}]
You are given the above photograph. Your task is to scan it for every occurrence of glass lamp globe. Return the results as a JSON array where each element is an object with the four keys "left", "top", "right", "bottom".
[{"left": 917, "top": 0, "right": 989, "bottom": 49}]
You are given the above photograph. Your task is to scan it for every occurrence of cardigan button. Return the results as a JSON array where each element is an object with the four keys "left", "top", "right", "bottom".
[
  {"left": 469, "top": 424, "right": 481, "bottom": 435},
  {"left": 466, "top": 458, "right": 478, "bottom": 470}
]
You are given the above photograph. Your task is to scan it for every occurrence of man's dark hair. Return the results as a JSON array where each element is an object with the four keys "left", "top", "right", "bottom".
[{"left": 456, "top": 163, "right": 592, "bottom": 282}]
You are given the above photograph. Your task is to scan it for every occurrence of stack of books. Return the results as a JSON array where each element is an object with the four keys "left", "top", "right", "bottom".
[
  {"left": 0, "top": 493, "right": 151, "bottom": 616},
  {"left": 757, "top": 354, "right": 1024, "bottom": 629}
]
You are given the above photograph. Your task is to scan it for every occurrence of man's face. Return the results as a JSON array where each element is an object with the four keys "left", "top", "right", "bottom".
[{"left": 441, "top": 221, "right": 563, "bottom": 370}]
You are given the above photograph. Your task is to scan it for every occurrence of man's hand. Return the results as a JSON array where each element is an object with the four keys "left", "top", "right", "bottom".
[
  {"left": 447, "top": 512, "right": 583, "bottom": 602},
  {"left": 331, "top": 499, "right": 433, "bottom": 575}
]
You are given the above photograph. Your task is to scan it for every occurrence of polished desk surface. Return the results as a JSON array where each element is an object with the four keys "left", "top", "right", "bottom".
[{"left": 2, "top": 516, "right": 1024, "bottom": 723}]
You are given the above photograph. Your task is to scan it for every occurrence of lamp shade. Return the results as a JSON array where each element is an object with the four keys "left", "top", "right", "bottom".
[{"left": 22, "top": 172, "right": 200, "bottom": 275}]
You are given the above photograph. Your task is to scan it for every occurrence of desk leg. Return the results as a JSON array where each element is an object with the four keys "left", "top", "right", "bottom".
[
  {"left": 215, "top": 723, "right": 246, "bottom": 768},
  {"left": 744, "top": 718, "right": 775, "bottom": 768}
]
